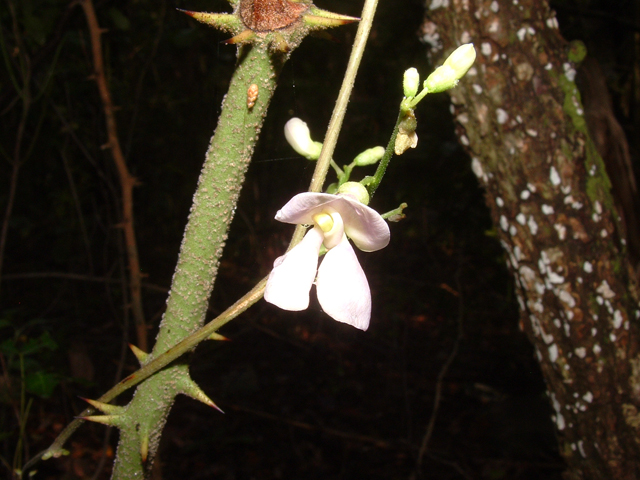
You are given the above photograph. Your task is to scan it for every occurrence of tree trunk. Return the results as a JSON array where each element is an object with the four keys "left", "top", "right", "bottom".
[{"left": 424, "top": 1, "right": 640, "bottom": 478}]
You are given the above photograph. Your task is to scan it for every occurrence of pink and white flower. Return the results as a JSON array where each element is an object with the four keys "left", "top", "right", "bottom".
[{"left": 264, "top": 192, "right": 390, "bottom": 330}]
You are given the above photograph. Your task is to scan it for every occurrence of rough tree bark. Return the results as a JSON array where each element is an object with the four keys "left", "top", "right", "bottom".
[{"left": 424, "top": 1, "right": 640, "bottom": 478}]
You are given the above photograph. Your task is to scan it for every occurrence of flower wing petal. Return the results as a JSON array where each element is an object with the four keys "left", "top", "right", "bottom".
[
  {"left": 264, "top": 227, "right": 323, "bottom": 311},
  {"left": 316, "top": 237, "right": 371, "bottom": 331}
]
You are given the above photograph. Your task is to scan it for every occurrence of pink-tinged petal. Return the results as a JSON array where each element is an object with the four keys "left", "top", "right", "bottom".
[
  {"left": 264, "top": 227, "right": 323, "bottom": 311},
  {"left": 275, "top": 193, "right": 390, "bottom": 252},
  {"left": 338, "top": 196, "right": 390, "bottom": 252},
  {"left": 316, "top": 237, "right": 371, "bottom": 330}
]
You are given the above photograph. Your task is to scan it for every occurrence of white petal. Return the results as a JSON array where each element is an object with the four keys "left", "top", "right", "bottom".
[
  {"left": 264, "top": 227, "right": 323, "bottom": 311},
  {"left": 275, "top": 193, "right": 390, "bottom": 252},
  {"left": 316, "top": 237, "right": 371, "bottom": 330}
]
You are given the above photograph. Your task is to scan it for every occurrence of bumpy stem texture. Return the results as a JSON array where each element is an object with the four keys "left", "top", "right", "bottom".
[{"left": 111, "top": 43, "right": 286, "bottom": 479}]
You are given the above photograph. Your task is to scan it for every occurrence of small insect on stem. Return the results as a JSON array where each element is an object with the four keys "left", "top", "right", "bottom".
[{"left": 247, "top": 84, "right": 259, "bottom": 109}]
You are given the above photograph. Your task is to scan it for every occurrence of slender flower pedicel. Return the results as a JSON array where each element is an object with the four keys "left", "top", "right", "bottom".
[{"left": 265, "top": 187, "right": 390, "bottom": 330}]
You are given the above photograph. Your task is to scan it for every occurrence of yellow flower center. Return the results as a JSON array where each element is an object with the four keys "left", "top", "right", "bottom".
[{"left": 313, "top": 213, "right": 334, "bottom": 233}]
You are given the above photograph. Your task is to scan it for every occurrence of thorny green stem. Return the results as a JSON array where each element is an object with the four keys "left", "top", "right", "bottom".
[{"left": 25, "top": 0, "right": 380, "bottom": 473}]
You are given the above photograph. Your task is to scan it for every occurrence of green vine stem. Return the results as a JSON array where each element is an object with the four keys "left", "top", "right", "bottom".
[{"left": 23, "top": 0, "right": 380, "bottom": 476}]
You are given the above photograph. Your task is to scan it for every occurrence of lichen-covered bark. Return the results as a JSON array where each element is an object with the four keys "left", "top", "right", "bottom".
[{"left": 424, "top": 1, "right": 640, "bottom": 478}]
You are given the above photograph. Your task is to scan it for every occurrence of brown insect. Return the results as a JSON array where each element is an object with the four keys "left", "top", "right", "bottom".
[
  {"left": 240, "top": 0, "right": 307, "bottom": 33},
  {"left": 247, "top": 84, "right": 259, "bottom": 109}
]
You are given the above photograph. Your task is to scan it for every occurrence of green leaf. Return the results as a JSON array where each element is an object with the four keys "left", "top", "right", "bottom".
[{"left": 24, "top": 371, "right": 58, "bottom": 398}]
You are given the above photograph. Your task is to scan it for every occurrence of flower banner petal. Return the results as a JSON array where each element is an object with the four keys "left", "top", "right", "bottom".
[{"left": 275, "top": 193, "right": 390, "bottom": 252}]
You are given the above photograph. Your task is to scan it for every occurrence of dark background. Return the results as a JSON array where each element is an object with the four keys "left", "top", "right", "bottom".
[{"left": 1, "top": 0, "right": 636, "bottom": 478}]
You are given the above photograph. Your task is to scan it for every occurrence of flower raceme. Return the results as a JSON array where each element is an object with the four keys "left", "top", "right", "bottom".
[{"left": 264, "top": 189, "right": 390, "bottom": 330}]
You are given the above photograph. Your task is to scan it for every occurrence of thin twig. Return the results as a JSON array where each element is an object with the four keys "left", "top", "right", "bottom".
[{"left": 79, "top": 0, "right": 148, "bottom": 351}]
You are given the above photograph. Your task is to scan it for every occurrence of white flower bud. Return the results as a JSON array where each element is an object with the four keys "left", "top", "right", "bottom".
[
  {"left": 403, "top": 67, "right": 420, "bottom": 98},
  {"left": 337, "top": 182, "right": 370, "bottom": 206},
  {"left": 354, "top": 146, "right": 385, "bottom": 166},
  {"left": 424, "top": 43, "right": 476, "bottom": 93},
  {"left": 284, "top": 118, "right": 323, "bottom": 160},
  {"left": 443, "top": 43, "right": 476, "bottom": 79}
]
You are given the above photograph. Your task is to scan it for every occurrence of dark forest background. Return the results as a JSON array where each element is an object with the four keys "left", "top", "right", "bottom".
[{"left": 0, "top": 0, "right": 637, "bottom": 478}]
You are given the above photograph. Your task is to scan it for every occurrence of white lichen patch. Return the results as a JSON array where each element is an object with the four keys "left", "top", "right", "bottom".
[
  {"left": 548, "top": 271, "right": 564, "bottom": 284},
  {"left": 593, "top": 344, "right": 602, "bottom": 355},
  {"left": 496, "top": 196, "right": 504, "bottom": 207},
  {"left": 561, "top": 185, "right": 572, "bottom": 194},
  {"left": 519, "top": 265, "right": 536, "bottom": 284},
  {"left": 564, "top": 322, "right": 571, "bottom": 337},
  {"left": 564, "top": 195, "right": 583, "bottom": 209},
  {"left": 471, "top": 157, "right": 485, "bottom": 181},
  {"left": 548, "top": 344, "right": 558, "bottom": 362},
  {"left": 481, "top": 42, "right": 492, "bottom": 56},
  {"left": 578, "top": 441, "right": 587, "bottom": 458},
  {"left": 516, "top": 213, "right": 526, "bottom": 225},
  {"left": 472, "top": 84, "right": 483, "bottom": 94},
  {"left": 591, "top": 327, "right": 597, "bottom": 336},
  {"left": 550, "top": 393, "right": 565, "bottom": 430},
  {"left": 563, "top": 62, "right": 577, "bottom": 82},
  {"left": 429, "top": 0, "right": 449, "bottom": 9},
  {"left": 496, "top": 108, "right": 509, "bottom": 124},
  {"left": 545, "top": 62, "right": 553, "bottom": 70},
  {"left": 596, "top": 280, "right": 615, "bottom": 299},
  {"left": 514, "top": 245, "right": 522, "bottom": 261},
  {"left": 490, "top": 0, "right": 499, "bottom": 12},
  {"left": 516, "top": 114, "right": 523, "bottom": 123},
  {"left": 500, "top": 215, "right": 509, "bottom": 231},
  {"left": 600, "top": 229, "right": 608, "bottom": 238},
  {"left": 583, "top": 261, "right": 593, "bottom": 273},
  {"left": 528, "top": 216, "right": 538, "bottom": 235},
  {"left": 456, "top": 113, "right": 469, "bottom": 124},
  {"left": 550, "top": 166, "right": 561, "bottom": 186},
  {"left": 613, "top": 310, "right": 623, "bottom": 329},
  {"left": 509, "top": 225, "right": 517, "bottom": 236},
  {"left": 520, "top": 190, "right": 531, "bottom": 200},
  {"left": 575, "top": 347, "right": 587, "bottom": 359},
  {"left": 460, "top": 31, "right": 472, "bottom": 44},
  {"left": 546, "top": 16, "right": 559, "bottom": 28},
  {"left": 526, "top": 128, "right": 538, "bottom": 137},
  {"left": 594, "top": 201, "right": 602, "bottom": 214},
  {"left": 558, "top": 290, "right": 576, "bottom": 307},
  {"left": 541, "top": 204, "right": 554, "bottom": 215},
  {"left": 554, "top": 223, "right": 567, "bottom": 240},
  {"left": 583, "top": 392, "right": 593, "bottom": 403},
  {"left": 460, "top": 135, "right": 470, "bottom": 146}
]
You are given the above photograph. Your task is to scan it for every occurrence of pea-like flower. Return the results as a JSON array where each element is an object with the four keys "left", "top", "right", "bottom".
[{"left": 264, "top": 191, "right": 390, "bottom": 330}]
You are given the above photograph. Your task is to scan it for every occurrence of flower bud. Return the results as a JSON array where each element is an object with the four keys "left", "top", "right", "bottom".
[
  {"left": 354, "top": 146, "right": 385, "bottom": 166},
  {"left": 443, "top": 43, "right": 476, "bottom": 78},
  {"left": 403, "top": 67, "right": 420, "bottom": 98},
  {"left": 284, "top": 118, "right": 323, "bottom": 160},
  {"left": 424, "top": 43, "right": 476, "bottom": 93},
  {"left": 338, "top": 181, "right": 370, "bottom": 206}
]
